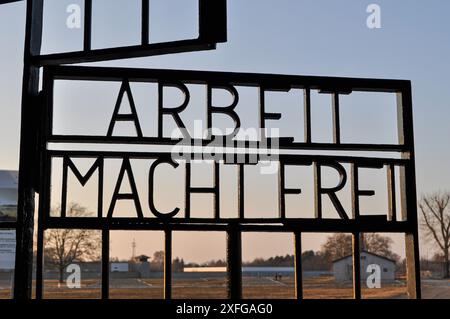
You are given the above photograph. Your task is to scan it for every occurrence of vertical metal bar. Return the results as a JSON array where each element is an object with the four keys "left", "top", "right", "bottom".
[
  {"left": 351, "top": 163, "right": 360, "bottom": 220},
  {"left": 314, "top": 162, "right": 322, "bottom": 219},
  {"left": 185, "top": 162, "right": 191, "bottom": 219},
  {"left": 141, "top": 0, "right": 150, "bottom": 45},
  {"left": 97, "top": 158, "right": 104, "bottom": 218},
  {"left": 259, "top": 86, "right": 266, "bottom": 142},
  {"left": 164, "top": 229, "right": 172, "bottom": 299},
  {"left": 238, "top": 164, "right": 244, "bottom": 219},
  {"left": 294, "top": 232, "right": 303, "bottom": 300},
  {"left": 214, "top": 161, "right": 220, "bottom": 219},
  {"left": 279, "top": 162, "right": 286, "bottom": 219},
  {"left": 352, "top": 232, "right": 361, "bottom": 299},
  {"left": 14, "top": 0, "right": 44, "bottom": 300},
  {"left": 36, "top": 150, "right": 52, "bottom": 300},
  {"left": 226, "top": 224, "right": 242, "bottom": 299},
  {"left": 386, "top": 164, "right": 397, "bottom": 222},
  {"left": 35, "top": 226, "right": 44, "bottom": 299},
  {"left": 332, "top": 93, "right": 340, "bottom": 144},
  {"left": 199, "top": 0, "right": 227, "bottom": 42},
  {"left": 405, "top": 232, "right": 421, "bottom": 299},
  {"left": 84, "top": 0, "right": 92, "bottom": 51},
  {"left": 303, "top": 88, "right": 312, "bottom": 144},
  {"left": 61, "top": 157, "right": 68, "bottom": 218},
  {"left": 101, "top": 229, "right": 109, "bottom": 299},
  {"left": 397, "top": 86, "right": 421, "bottom": 299}
]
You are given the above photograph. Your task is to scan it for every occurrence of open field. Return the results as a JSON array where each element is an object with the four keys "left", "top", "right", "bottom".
[{"left": 3, "top": 275, "right": 444, "bottom": 299}]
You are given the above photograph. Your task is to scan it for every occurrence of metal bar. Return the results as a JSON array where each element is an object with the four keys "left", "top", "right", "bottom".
[
  {"left": 387, "top": 164, "right": 397, "bottom": 222},
  {"left": 214, "top": 161, "right": 220, "bottom": 219},
  {"left": 35, "top": 41, "right": 216, "bottom": 66},
  {"left": 294, "top": 232, "right": 303, "bottom": 300},
  {"left": 332, "top": 93, "right": 341, "bottom": 144},
  {"left": 43, "top": 215, "right": 413, "bottom": 232},
  {"left": 164, "top": 229, "right": 172, "bottom": 299},
  {"left": 279, "top": 162, "right": 285, "bottom": 218},
  {"left": 303, "top": 88, "right": 312, "bottom": 143},
  {"left": 35, "top": 226, "right": 44, "bottom": 299},
  {"left": 14, "top": 0, "right": 44, "bottom": 300},
  {"left": 185, "top": 162, "right": 191, "bottom": 219},
  {"left": 45, "top": 150, "right": 409, "bottom": 167},
  {"left": 48, "top": 136, "right": 410, "bottom": 153},
  {"left": 83, "top": 0, "right": 92, "bottom": 51},
  {"left": 61, "top": 157, "right": 68, "bottom": 218},
  {"left": 141, "top": 0, "right": 149, "bottom": 45},
  {"left": 238, "top": 164, "right": 244, "bottom": 219},
  {"left": 351, "top": 164, "right": 360, "bottom": 220},
  {"left": 0, "top": 0, "right": 23, "bottom": 4},
  {"left": 43, "top": 66, "right": 412, "bottom": 93},
  {"left": 199, "top": 0, "right": 227, "bottom": 43},
  {"left": 314, "top": 162, "right": 322, "bottom": 219},
  {"left": 397, "top": 87, "right": 421, "bottom": 298},
  {"left": 101, "top": 229, "right": 109, "bottom": 299},
  {"left": 352, "top": 232, "right": 361, "bottom": 299},
  {"left": 226, "top": 224, "right": 242, "bottom": 299}
]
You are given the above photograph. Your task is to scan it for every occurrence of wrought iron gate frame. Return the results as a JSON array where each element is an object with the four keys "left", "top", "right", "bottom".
[
  {"left": 0, "top": 0, "right": 421, "bottom": 300},
  {"left": 33, "top": 65, "right": 421, "bottom": 300}
]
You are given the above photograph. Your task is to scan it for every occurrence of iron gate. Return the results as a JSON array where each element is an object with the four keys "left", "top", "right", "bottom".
[
  {"left": 33, "top": 65, "right": 421, "bottom": 299},
  {"left": 0, "top": 0, "right": 421, "bottom": 300}
]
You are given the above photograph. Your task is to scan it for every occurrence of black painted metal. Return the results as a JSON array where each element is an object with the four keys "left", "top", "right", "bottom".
[
  {"left": 352, "top": 232, "right": 361, "bottom": 299},
  {"left": 1, "top": 0, "right": 422, "bottom": 301},
  {"left": 34, "top": 0, "right": 227, "bottom": 65},
  {"left": 33, "top": 65, "right": 422, "bottom": 300},
  {"left": 13, "top": 0, "right": 43, "bottom": 300},
  {"left": 226, "top": 224, "right": 242, "bottom": 299},
  {"left": 294, "top": 232, "right": 303, "bottom": 300}
]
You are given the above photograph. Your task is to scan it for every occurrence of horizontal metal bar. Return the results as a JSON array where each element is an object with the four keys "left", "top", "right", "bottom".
[
  {"left": 45, "top": 149, "right": 408, "bottom": 166},
  {"left": 0, "top": 0, "right": 22, "bottom": 4},
  {"left": 43, "top": 216, "right": 415, "bottom": 233},
  {"left": 34, "top": 41, "right": 217, "bottom": 66},
  {"left": 45, "top": 65, "right": 411, "bottom": 92},
  {"left": 48, "top": 135, "right": 409, "bottom": 153}
]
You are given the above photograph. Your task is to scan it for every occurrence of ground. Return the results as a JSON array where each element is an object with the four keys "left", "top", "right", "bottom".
[{"left": 1, "top": 276, "right": 449, "bottom": 299}]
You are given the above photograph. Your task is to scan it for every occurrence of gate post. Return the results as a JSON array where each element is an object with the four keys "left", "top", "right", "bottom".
[{"left": 14, "top": 0, "right": 44, "bottom": 300}]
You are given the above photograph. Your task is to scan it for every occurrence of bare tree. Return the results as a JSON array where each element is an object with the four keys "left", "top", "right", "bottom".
[
  {"left": 322, "top": 233, "right": 352, "bottom": 261},
  {"left": 364, "top": 233, "right": 399, "bottom": 261},
  {"left": 44, "top": 203, "right": 101, "bottom": 283},
  {"left": 419, "top": 192, "right": 450, "bottom": 278},
  {"left": 322, "top": 233, "right": 397, "bottom": 261}
]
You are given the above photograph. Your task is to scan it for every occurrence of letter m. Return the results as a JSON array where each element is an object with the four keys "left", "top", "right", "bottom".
[{"left": 60, "top": 157, "right": 104, "bottom": 218}]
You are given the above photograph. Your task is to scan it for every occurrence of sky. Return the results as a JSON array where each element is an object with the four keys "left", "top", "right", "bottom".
[{"left": 1, "top": 0, "right": 450, "bottom": 263}]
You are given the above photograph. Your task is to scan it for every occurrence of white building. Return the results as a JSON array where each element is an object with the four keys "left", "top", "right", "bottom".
[
  {"left": 110, "top": 262, "right": 129, "bottom": 272},
  {"left": 332, "top": 251, "right": 396, "bottom": 282},
  {"left": 0, "top": 170, "right": 18, "bottom": 271}
]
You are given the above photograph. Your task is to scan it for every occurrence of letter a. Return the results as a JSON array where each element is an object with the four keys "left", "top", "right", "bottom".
[{"left": 107, "top": 80, "right": 143, "bottom": 137}]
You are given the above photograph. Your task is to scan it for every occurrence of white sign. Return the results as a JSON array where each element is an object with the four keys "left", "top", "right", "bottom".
[{"left": 0, "top": 230, "right": 15, "bottom": 270}]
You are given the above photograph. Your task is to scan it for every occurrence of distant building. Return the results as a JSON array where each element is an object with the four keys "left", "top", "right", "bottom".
[
  {"left": 332, "top": 251, "right": 396, "bottom": 282},
  {"left": 0, "top": 170, "right": 18, "bottom": 221},
  {"left": 111, "top": 262, "right": 129, "bottom": 272},
  {"left": 184, "top": 267, "right": 227, "bottom": 273}
]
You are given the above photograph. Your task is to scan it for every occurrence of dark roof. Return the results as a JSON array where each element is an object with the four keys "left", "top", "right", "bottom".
[
  {"left": 0, "top": 170, "right": 18, "bottom": 188},
  {"left": 332, "top": 250, "right": 396, "bottom": 264}
]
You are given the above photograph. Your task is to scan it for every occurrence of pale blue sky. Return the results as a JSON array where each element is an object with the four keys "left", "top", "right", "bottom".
[{"left": 1, "top": 0, "right": 450, "bottom": 261}]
